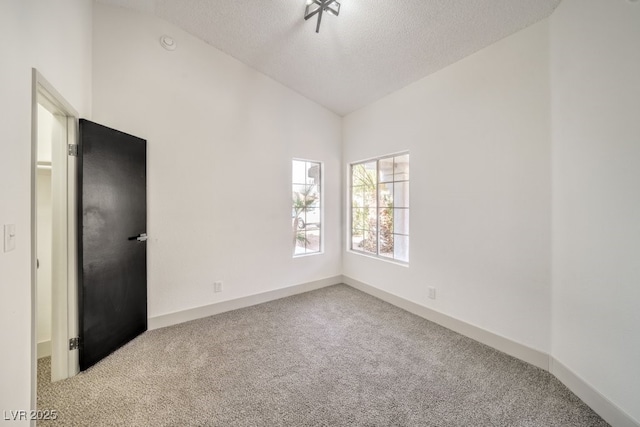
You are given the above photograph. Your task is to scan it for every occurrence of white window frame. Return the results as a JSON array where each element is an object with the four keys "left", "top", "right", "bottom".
[
  {"left": 292, "top": 158, "right": 324, "bottom": 257},
  {"left": 348, "top": 152, "right": 409, "bottom": 264}
]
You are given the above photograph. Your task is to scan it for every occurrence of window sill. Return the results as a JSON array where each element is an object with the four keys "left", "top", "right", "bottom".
[
  {"left": 293, "top": 251, "right": 324, "bottom": 259},
  {"left": 346, "top": 249, "right": 409, "bottom": 267}
]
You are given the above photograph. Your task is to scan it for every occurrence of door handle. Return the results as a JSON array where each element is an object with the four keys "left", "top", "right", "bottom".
[{"left": 128, "top": 233, "right": 148, "bottom": 242}]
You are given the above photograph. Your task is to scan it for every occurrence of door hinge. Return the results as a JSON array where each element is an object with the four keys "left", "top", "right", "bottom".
[
  {"left": 68, "top": 144, "right": 79, "bottom": 157},
  {"left": 69, "top": 337, "right": 80, "bottom": 350}
]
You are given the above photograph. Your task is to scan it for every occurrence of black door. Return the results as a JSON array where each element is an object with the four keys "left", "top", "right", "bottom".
[{"left": 78, "top": 119, "right": 147, "bottom": 371}]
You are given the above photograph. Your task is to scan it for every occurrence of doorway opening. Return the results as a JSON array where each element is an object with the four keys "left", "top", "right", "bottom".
[{"left": 31, "top": 69, "right": 79, "bottom": 407}]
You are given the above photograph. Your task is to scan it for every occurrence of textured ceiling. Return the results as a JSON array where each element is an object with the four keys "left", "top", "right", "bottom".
[{"left": 96, "top": 0, "right": 561, "bottom": 116}]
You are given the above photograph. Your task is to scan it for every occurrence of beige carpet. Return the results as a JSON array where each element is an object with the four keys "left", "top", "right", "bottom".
[{"left": 38, "top": 284, "right": 608, "bottom": 426}]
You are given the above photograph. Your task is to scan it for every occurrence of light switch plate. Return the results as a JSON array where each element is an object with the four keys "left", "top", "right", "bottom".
[{"left": 4, "top": 224, "right": 16, "bottom": 252}]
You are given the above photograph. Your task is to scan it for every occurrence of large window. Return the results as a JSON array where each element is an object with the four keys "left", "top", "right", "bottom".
[
  {"left": 292, "top": 159, "right": 322, "bottom": 256},
  {"left": 350, "top": 153, "right": 409, "bottom": 262}
]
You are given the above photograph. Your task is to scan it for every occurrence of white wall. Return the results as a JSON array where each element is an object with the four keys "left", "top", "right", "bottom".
[
  {"left": 2, "top": 1, "right": 636, "bottom": 423},
  {"left": 91, "top": 4, "right": 342, "bottom": 319},
  {"left": 36, "top": 104, "right": 54, "bottom": 358},
  {"left": 550, "top": 0, "right": 640, "bottom": 423},
  {"left": 36, "top": 104, "right": 53, "bottom": 164},
  {"left": 0, "top": 0, "right": 91, "bottom": 420},
  {"left": 343, "top": 21, "right": 552, "bottom": 353},
  {"left": 36, "top": 170, "right": 52, "bottom": 356}
]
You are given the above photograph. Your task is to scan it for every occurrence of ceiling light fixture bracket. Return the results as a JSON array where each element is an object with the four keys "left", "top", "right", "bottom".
[{"left": 304, "top": 0, "right": 341, "bottom": 33}]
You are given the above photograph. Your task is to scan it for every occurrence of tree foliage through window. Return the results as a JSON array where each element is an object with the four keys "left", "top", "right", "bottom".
[
  {"left": 292, "top": 160, "right": 322, "bottom": 255},
  {"left": 350, "top": 154, "right": 409, "bottom": 262}
]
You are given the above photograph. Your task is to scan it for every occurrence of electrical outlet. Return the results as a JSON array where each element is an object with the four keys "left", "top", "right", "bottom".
[
  {"left": 428, "top": 286, "right": 436, "bottom": 300},
  {"left": 214, "top": 281, "right": 223, "bottom": 293}
]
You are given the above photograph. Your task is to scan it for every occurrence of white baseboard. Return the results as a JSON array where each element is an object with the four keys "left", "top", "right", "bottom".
[
  {"left": 37, "top": 340, "right": 51, "bottom": 359},
  {"left": 148, "top": 275, "right": 342, "bottom": 330},
  {"left": 550, "top": 357, "right": 640, "bottom": 427},
  {"left": 343, "top": 275, "right": 639, "bottom": 427},
  {"left": 147, "top": 275, "right": 638, "bottom": 427},
  {"left": 342, "top": 275, "right": 549, "bottom": 370}
]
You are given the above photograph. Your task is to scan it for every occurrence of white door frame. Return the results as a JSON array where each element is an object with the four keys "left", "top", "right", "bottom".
[{"left": 30, "top": 69, "right": 79, "bottom": 406}]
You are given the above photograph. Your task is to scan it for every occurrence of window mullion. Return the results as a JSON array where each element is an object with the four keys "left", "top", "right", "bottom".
[{"left": 375, "top": 159, "right": 380, "bottom": 256}]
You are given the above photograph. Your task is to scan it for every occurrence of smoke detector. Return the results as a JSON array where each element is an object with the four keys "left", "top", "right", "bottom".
[{"left": 160, "top": 35, "right": 176, "bottom": 51}]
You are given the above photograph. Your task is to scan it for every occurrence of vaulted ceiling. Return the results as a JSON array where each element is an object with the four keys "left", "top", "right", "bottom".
[{"left": 96, "top": 0, "right": 561, "bottom": 116}]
